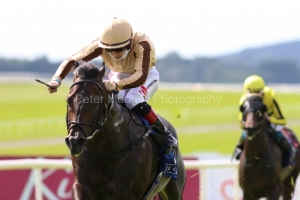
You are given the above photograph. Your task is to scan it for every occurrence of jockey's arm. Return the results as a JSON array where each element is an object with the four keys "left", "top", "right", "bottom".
[
  {"left": 53, "top": 39, "right": 102, "bottom": 81},
  {"left": 238, "top": 112, "right": 244, "bottom": 128},
  {"left": 47, "top": 39, "right": 102, "bottom": 93},
  {"left": 238, "top": 95, "right": 246, "bottom": 129},
  {"left": 268, "top": 98, "right": 286, "bottom": 125},
  {"left": 115, "top": 41, "right": 152, "bottom": 90}
]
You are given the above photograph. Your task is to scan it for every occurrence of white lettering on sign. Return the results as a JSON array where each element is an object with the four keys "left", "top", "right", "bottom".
[{"left": 19, "top": 168, "right": 73, "bottom": 200}]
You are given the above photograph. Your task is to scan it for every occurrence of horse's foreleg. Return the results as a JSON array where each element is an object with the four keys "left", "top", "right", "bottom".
[
  {"left": 266, "top": 185, "right": 282, "bottom": 200},
  {"left": 282, "top": 176, "right": 296, "bottom": 200},
  {"left": 159, "top": 179, "right": 183, "bottom": 200},
  {"left": 242, "top": 193, "right": 260, "bottom": 200},
  {"left": 72, "top": 182, "right": 95, "bottom": 200}
]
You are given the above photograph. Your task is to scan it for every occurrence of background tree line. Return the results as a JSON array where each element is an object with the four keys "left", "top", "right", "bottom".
[{"left": 0, "top": 40, "right": 300, "bottom": 83}]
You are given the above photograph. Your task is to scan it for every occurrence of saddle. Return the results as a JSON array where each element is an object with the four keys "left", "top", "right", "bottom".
[
  {"left": 269, "top": 126, "right": 299, "bottom": 167},
  {"left": 282, "top": 127, "right": 299, "bottom": 148}
]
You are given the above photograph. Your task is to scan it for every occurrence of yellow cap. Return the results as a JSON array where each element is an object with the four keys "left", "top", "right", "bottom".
[{"left": 243, "top": 75, "right": 265, "bottom": 92}]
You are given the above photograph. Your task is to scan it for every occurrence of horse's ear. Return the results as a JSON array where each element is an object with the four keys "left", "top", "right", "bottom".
[
  {"left": 241, "top": 100, "right": 250, "bottom": 112},
  {"left": 97, "top": 62, "right": 105, "bottom": 79},
  {"left": 262, "top": 104, "right": 267, "bottom": 113},
  {"left": 73, "top": 60, "right": 85, "bottom": 71},
  {"left": 240, "top": 104, "right": 244, "bottom": 112}
]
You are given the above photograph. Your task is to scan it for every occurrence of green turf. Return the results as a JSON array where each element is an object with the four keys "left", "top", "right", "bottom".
[
  {"left": 1, "top": 83, "right": 299, "bottom": 156},
  {"left": 0, "top": 143, "right": 70, "bottom": 156},
  {"left": 178, "top": 126, "right": 300, "bottom": 155}
]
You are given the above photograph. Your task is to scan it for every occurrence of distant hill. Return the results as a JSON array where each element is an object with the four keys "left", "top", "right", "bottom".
[
  {"left": 216, "top": 40, "right": 300, "bottom": 68},
  {"left": 156, "top": 40, "right": 300, "bottom": 83},
  {"left": 1, "top": 40, "right": 300, "bottom": 83}
]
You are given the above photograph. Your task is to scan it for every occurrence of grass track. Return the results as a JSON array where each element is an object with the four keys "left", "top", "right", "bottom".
[{"left": 0, "top": 83, "right": 299, "bottom": 156}]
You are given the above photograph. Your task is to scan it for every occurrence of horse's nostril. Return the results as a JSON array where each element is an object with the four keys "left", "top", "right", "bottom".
[
  {"left": 78, "top": 138, "right": 85, "bottom": 145},
  {"left": 65, "top": 138, "right": 71, "bottom": 147}
]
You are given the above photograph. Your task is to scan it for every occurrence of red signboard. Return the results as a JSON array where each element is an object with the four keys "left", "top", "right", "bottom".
[{"left": 0, "top": 156, "right": 200, "bottom": 200}]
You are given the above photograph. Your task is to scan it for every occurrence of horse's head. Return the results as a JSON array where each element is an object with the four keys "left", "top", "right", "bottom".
[
  {"left": 65, "top": 62, "right": 108, "bottom": 156},
  {"left": 240, "top": 94, "right": 267, "bottom": 140}
]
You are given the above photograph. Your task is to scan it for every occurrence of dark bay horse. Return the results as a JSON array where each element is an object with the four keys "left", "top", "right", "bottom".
[
  {"left": 239, "top": 94, "right": 300, "bottom": 200},
  {"left": 65, "top": 62, "right": 186, "bottom": 200}
]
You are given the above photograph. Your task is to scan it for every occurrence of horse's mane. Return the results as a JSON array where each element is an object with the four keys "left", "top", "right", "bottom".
[{"left": 73, "top": 61, "right": 100, "bottom": 79}]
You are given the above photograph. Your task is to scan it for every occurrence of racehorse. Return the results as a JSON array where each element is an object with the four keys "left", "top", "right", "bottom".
[
  {"left": 65, "top": 62, "right": 186, "bottom": 200},
  {"left": 239, "top": 94, "right": 300, "bottom": 200}
]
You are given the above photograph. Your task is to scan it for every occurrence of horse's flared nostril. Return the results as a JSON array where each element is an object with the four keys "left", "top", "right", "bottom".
[
  {"left": 65, "top": 138, "right": 71, "bottom": 147},
  {"left": 65, "top": 136, "right": 85, "bottom": 147}
]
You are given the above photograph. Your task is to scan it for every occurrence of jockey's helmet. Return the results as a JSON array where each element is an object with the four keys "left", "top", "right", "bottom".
[
  {"left": 98, "top": 17, "right": 132, "bottom": 49},
  {"left": 243, "top": 75, "right": 265, "bottom": 92}
]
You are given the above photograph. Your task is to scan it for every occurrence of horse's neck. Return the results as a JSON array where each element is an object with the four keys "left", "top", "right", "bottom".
[
  {"left": 101, "top": 96, "right": 131, "bottom": 132},
  {"left": 106, "top": 103, "right": 130, "bottom": 131},
  {"left": 89, "top": 102, "right": 133, "bottom": 152}
]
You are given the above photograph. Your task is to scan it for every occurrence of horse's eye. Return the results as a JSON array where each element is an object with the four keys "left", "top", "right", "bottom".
[
  {"left": 240, "top": 105, "right": 244, "bottom": 112},
  {"left": 262, "top": 104, "right": 267, "bottom": 112}
]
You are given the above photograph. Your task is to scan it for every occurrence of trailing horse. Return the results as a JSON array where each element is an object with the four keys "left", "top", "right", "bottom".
[
  {"left": 239, "top": 94, "right": 300, "bottom": 200},
  {"left": 65, "top": 62, "right": 186, "bottom": 200}
]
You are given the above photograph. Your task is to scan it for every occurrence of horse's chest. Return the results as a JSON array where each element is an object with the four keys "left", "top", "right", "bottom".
[
  {"left": 76, "top": 157, "right": 150, "bottom": 199},
  {"left": 244, "top": 163, "right": 277, "bottom": 176},
  {"left": 242, "top": 163, "right": 280, "bottom": 188}
]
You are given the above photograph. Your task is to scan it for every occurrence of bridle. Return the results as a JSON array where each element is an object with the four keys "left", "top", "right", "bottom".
[
  {"left": 242, "top": 100, "right": 265, "bottom": 140},
  {"left": 243, "top": 110, "right": 264, "bottom": 140},
  {"left": 66, "top": 79, "right": 114, "bottom": 140}
]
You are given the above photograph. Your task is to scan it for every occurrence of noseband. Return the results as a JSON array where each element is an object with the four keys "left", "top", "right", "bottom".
[{"left": 66, "top": 79, "right": 113, "bottom": 140}]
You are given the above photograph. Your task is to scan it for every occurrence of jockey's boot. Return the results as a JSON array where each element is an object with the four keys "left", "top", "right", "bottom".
[
  {"left": 276, "top": 131, "right": 296, "bottom": 166},
  {"left": 132, "top": 102, "right": 177, "bottom": 154},
  {"left": 152, "top": 116, "right": 178, "bottom": 154},
  {"left": 232, "top": 132, "right": 246, "bottom": 161}
]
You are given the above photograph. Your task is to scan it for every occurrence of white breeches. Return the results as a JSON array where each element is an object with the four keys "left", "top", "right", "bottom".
[
  {"left": 271, "top": 124, "right": 284, "bottom": 131},
  {"left": 108, "top": 66, "right": 159, "bottom": 109}
]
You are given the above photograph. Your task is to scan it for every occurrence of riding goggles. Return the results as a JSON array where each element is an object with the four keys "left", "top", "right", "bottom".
[{"left": 105, "top": 47, "right": 126, "bottom": 53}]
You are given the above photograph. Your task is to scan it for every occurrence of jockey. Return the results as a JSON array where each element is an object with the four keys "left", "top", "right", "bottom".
[
  {"left": 47, "top": 17, "right": 177, "bottom": 153},
  {"left": 233, "top": 75, "right": 296, "bottom": 165}
]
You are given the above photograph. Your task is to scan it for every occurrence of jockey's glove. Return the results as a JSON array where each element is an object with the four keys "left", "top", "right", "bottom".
[
  {"left": 103, "top": 80, "right": 118, "bottom": 91},
  {"left": 47, "top": 77, "right": 61, "bottom": 93}
]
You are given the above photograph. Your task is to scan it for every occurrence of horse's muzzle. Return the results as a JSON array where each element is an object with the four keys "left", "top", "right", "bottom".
[
  {"left": 65, "top": 134, "right": 86, "bottom": 156},
  {"left": 244, "top": 127, "right": 261, "bottom": 140}
]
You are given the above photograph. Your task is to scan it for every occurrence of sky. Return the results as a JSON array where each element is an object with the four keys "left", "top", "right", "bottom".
[{"left": 1, "top": 0, "right": 300, "bottom": 62}]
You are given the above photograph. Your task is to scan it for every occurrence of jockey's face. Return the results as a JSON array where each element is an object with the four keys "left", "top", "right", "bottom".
[
  {"left": 108, "top": 48, "right": 126, "bottom": 60},
  {"left": 106, "top": 47, "right": 130, "bottom": 61}
]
